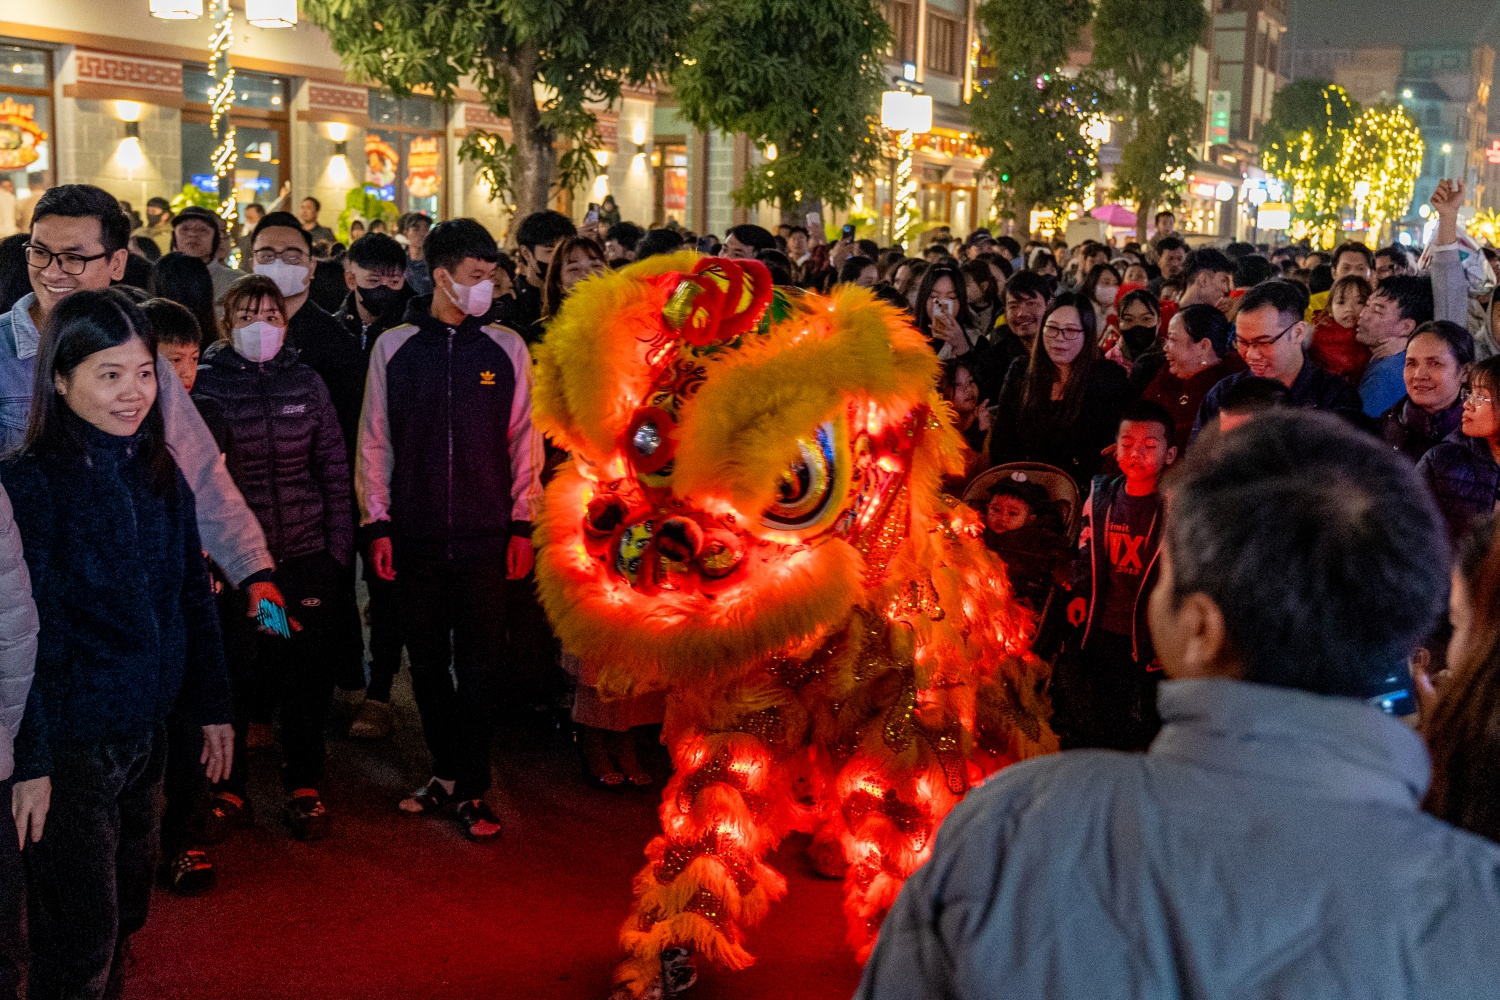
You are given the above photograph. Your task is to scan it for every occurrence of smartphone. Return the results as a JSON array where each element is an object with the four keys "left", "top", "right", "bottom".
[
  {"left": 256, "top": 597, "right": 292, "bottom": 639},
  {"left": 584, "top": 203, "right": 600, "bottom": 226},
  {"left": 842, "top": 223, "right": 856, "bottom": 241},
  {"left": 806, "top": 211, "right": 822, "bottom": 230},
  {"left": 935, "top": 299, "right": 954, "bottom": 317}
]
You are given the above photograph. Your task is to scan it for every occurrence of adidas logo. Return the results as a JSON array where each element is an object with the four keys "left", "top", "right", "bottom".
[{"left": 480, "top": 370, "right": 496, "bottom": 386}]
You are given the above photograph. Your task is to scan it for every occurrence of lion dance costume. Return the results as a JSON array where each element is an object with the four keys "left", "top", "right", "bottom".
[{"left": 532, "top": 252, "right": 1055, "bottom": 996}]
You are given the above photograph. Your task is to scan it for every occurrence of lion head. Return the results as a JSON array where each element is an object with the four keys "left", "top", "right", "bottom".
[{"left": 532, "top": 251, "right": 994, "bottom": 696}]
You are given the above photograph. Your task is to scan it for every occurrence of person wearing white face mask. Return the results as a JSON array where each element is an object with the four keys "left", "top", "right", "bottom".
[
  {"left": 191, "top": 275, "right": 355, "bottom": 843},
  {"left": 357, "top": 219, "right": 542, "bottom": 843},
  {"left": 250, "top": 213, "right": 368, "bottom": 475},
  {"left": 1080, "top": 263, "right": 1122, "bottom": 336}
]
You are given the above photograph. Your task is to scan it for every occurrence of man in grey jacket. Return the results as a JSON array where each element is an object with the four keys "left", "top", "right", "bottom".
[
  {"left": 859, "top": 411, "right": 1500, "bottom": 1000},
  {"left": 0, "top": 184, "right": 275, "bottom": 593},
  {"left": 0, "top": 482, "right": 36, "bottom": 998}
]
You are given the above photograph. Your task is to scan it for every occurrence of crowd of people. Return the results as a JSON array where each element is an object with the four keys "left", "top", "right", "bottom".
[{"left": 0, "top": 175, "right": 1496, "bottom": 998}]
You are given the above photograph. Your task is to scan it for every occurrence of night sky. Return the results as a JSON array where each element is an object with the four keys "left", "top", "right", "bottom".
[{"left": 1287, "top": 0, "right": 1500, "bottom": 53}]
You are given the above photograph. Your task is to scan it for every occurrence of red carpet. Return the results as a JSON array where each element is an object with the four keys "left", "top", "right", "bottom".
[{"left": 127, "top": 680, "right": 864, "bottom": 1000}]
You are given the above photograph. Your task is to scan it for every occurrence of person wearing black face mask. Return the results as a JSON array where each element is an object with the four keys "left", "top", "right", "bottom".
[{"left": 1113, "top": 288, "right": 1168, "bottom": 393}]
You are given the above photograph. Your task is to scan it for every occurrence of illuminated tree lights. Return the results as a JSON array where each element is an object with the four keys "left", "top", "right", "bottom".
[{"left": 1261, "top": 83, "right": 1423, "bottom": 245}]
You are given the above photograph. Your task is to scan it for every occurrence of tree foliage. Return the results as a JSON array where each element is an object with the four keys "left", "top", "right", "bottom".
[
  {"left": 671, "top": 0, "right": 890, "bottom": 212},
  {"left": 1259, "top": 82, "right": 1358, "bottom": 242},
  {"left": 302, "top": 0, "right": 687, "bottom": 220},
  {"left": 1092, "top": 0, "right": 1207, "bottom": 237},
  {"left": 1261, "top": 83, "right": 1423, "bottom": 245},
  {"left": 969, "top": 0, "right": 1105, "bottom": 232}
]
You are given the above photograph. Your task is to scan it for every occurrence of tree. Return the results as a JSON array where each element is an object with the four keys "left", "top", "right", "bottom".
[
  {"left": 1092, "top": 0, "right": 1208, "bottom": 238},
  {"left": 670, "top": 0, "right": 890, "bottom": 218},
  {"left": 1259, "top": 80, "right": 1361, "bottom": 244},
  {"left": 969, "top": 0, "right": 1107, "bottom": 235},
  {"left": 302, "top": 0, "right": 688, "bottom": 221},
  {"left": 1347, "top": 104, "right": 1424, "bottom": 244},
  {"left": 1109, "top": 80, "right": 1202, "bottom": 238}
]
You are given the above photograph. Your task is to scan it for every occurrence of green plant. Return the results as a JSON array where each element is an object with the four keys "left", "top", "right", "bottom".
[
  {"left": 169, "top": 183, "right": 219, "bottom": 215},
  {"left": 336, "top": 186, "right": 399, "bottom": 244}
]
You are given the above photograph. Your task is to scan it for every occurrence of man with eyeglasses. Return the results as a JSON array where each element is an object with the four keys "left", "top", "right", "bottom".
[
  {"left": 251, "top": 212, "right": 367, "bottom": 451},
  {"left": 1192, "top": 280, "right": 1361, "bottom": 437},
  {"left": 0, "top": 185, "right": 276, "bottom": 582}
]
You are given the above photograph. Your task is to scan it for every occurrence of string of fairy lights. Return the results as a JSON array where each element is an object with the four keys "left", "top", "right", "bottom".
[{"left": 207, "top": 0, "right": 237, "bottom": 223}]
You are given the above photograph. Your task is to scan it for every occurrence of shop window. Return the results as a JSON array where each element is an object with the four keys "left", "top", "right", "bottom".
[
  {"left": 653, "top": 142, "right": 688, "bottom": 227},
  {"left": 0, "top": 45, "right": 53, "bottom": 201},
  {"left": 885, "top": 2, "right": 918, "bottom": 66},
  {"left": 364, "top": 93, "right": 449, "bottom": 219},
  {"left": 183, "top": 65, "right": 287, "bottom": 112},
  {"left": 926, "top": 13, "right": 961, "bottom": 78},
  {"left": 1, "top": 45, "right": 49, "bottom": 91}
]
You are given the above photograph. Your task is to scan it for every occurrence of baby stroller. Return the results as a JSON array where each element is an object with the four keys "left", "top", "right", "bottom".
[{"left": 964, "top": 462, "right": 1081, "bottom": 655}]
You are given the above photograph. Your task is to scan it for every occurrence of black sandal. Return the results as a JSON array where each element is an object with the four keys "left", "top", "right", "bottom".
[
  {"left": 199, "top": 791, "right": 253, "bottom": 845},
  {"left": 398, "top": 778, "right": 453, "bottom": 816},
  {"left": 455, "top": 799, "right": 503, "bottom": 842}
]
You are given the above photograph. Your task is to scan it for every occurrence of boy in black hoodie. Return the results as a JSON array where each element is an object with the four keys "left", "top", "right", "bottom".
[
  {"left": 357, "top": 219, "right": 542, "bottom": 842},
  {"left": 1057, "top": 400, "right": 1177, "bottom": 751}
]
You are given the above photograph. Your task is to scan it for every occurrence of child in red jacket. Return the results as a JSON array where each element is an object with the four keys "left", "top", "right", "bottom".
[{"left": 1309, "top": 275, "right": 1372, "bottom": 383}]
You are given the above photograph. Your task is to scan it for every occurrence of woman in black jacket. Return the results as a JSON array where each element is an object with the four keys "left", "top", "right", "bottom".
[
  {"left": 1418, "top": 355, "right": 1500, "bottom": 544},
  {"left": 0, "top": 289, "right": 233, "bottom": 1000},
  {"left": 193, "top": 275, "right": 354, "bottom": 841},
  {"left": 988, "top": 291, "right": 1132, "bottom": 488}
]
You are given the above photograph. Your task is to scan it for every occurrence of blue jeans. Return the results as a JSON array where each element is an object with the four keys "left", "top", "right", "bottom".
[{"left": 24, "top": 729, "right": 165, "bottom": 1000}]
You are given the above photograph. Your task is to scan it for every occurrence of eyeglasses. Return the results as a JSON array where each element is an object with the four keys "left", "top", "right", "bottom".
[
  {"left": 252, "top": 247, "right": 308, "bottom": 266},
  {"left": 1461, "top": 387, "right": 1495, "bottom": 408},
  {"left": 1043, "top": 323, "right": 1085, "bottom": 340},
  {"left": 1234, "top": 317, "right": 1299, "bottom": 355},
  {"left": 23, "top": 243, "right": 112, "bottom": 276}
]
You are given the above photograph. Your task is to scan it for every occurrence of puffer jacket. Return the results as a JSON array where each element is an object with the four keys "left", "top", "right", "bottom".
[
  {"left": 0, "top": 482, "right": 37, "bottom": 781},
  {"left": 1416, "top": 429, "right": 1500, "bottom": 544},
  {"left": 193, "top": 342, "right": 353, "bottom": 567}
]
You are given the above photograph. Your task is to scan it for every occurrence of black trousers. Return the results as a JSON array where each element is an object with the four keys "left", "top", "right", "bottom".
[
  {"left": 1051, "top": 629, "right": 1162, "bottom": 752},
  {"left": 398, "top": 554, "right": 509, "bottom": 800},
  {"left": 0, "top": 777, "right": 23, "bottom": 1000},
  {"left": 263, "top": 552, "right": 345, "bottom": 791},
  {"left": 25, "top": 729, "right": 165, "bottom": 1000},
  {"left": 364, "top": 566, "right": 403, "bottom": 703}
]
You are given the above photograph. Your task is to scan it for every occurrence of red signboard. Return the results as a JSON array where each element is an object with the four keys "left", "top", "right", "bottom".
[{"left": 1486, "top": 139, "right": 1500, "bottom": 166}]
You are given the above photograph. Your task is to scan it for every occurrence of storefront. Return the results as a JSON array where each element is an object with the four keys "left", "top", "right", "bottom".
[
  {"left": 365, "top": 92, "right": 446, "bottom": 220},
  {"left": 0, "top": 42, "right": 54, "bottom": 227},
  {"left": 181, "top": 65, "right": 289, "bottom": 213}
]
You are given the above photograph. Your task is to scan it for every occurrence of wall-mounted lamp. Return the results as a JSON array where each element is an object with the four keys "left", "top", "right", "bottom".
[
  {"left": 115, "top": 100, "right": 143, "bottom": 123},
  {"left": 635, "top": 142, "right": 648, "bottom": 157},
  {"left": 326, "top": 121, "right": 349, "bottom": 143},
  {"left": 593, "top": 149, "right": 610, "bottom": 167},
  {"left": 333, "top": 140, "right": 348, "bottom": 157},
  {"left": 124, "top": 121, "right": 141, "bottom": 140}
]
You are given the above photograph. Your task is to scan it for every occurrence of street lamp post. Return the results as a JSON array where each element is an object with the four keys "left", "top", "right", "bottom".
[{"left": 880, "top": 83, "right": 932, "bottom": 250}]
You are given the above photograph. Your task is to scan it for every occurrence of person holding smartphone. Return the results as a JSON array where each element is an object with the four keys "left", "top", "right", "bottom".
[
  {"left": 914, "top": 263, "right": 979, "bottom": 355},
  {"left": 193, "top": 275, "right": 354, "bottom": 843},
  {"left": 1, "top": 289, "right": 233, "bottom": 999}
]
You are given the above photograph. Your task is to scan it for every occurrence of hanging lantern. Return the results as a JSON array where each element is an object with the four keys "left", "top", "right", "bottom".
[
  {"left": 148, "top": 0, "right": 204, "bottom": 18},
  {"left": 246, "top": 0, "right": 297, "bottom": 28}
]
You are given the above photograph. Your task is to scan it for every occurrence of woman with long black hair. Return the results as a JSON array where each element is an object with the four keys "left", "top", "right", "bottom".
[
  {"left": 0, "top": 288, "right": 232, "bottom": 999},
  {"left": 988, "top": 291, "right": 1132, "bottom": 488}
]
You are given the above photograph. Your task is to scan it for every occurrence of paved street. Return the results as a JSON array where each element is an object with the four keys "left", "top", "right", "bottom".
[{"left": 127, "top": 678, "right": 864, "bottom": 1000}]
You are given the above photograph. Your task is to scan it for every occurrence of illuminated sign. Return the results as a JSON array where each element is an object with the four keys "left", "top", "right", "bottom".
[
  {"left": 0, "top": 97, "right": 45, "bottom": 171},
  {"left": 1209, "top": 91, "right": 1231, "bottom": 146},
  {"left": 1486, "top": 139, "right": 1500, "bottom": 165},
  {"left": 406, "top": 136, "right": 441, "bottom": 198},
  {"left": 1257, "top": 202, "right": 1292, "bottom": 230},
  {"left": 365, "top": 134, "right": 398, "bottom": 188}
]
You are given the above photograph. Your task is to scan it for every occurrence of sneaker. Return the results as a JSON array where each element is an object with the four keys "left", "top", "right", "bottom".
[
  {"left": 282, "top": 789, "right": 329, "bottom": 841},
  {"left": 350, "top": 698, "right": 393, "bottom": 740},
  {"left": 199, "top": 791, "right": 253, "bottom": 845},
  {"left": 160, "top": 849, "right": 216, "bottom": 896},
  {"left": 455, "top": 799, "right": 502, "bottom": 842}
]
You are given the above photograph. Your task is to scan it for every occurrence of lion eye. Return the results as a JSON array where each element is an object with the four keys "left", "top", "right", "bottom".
[{"left": 761, "top": 423, "right": 838, "bottom": 530}]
